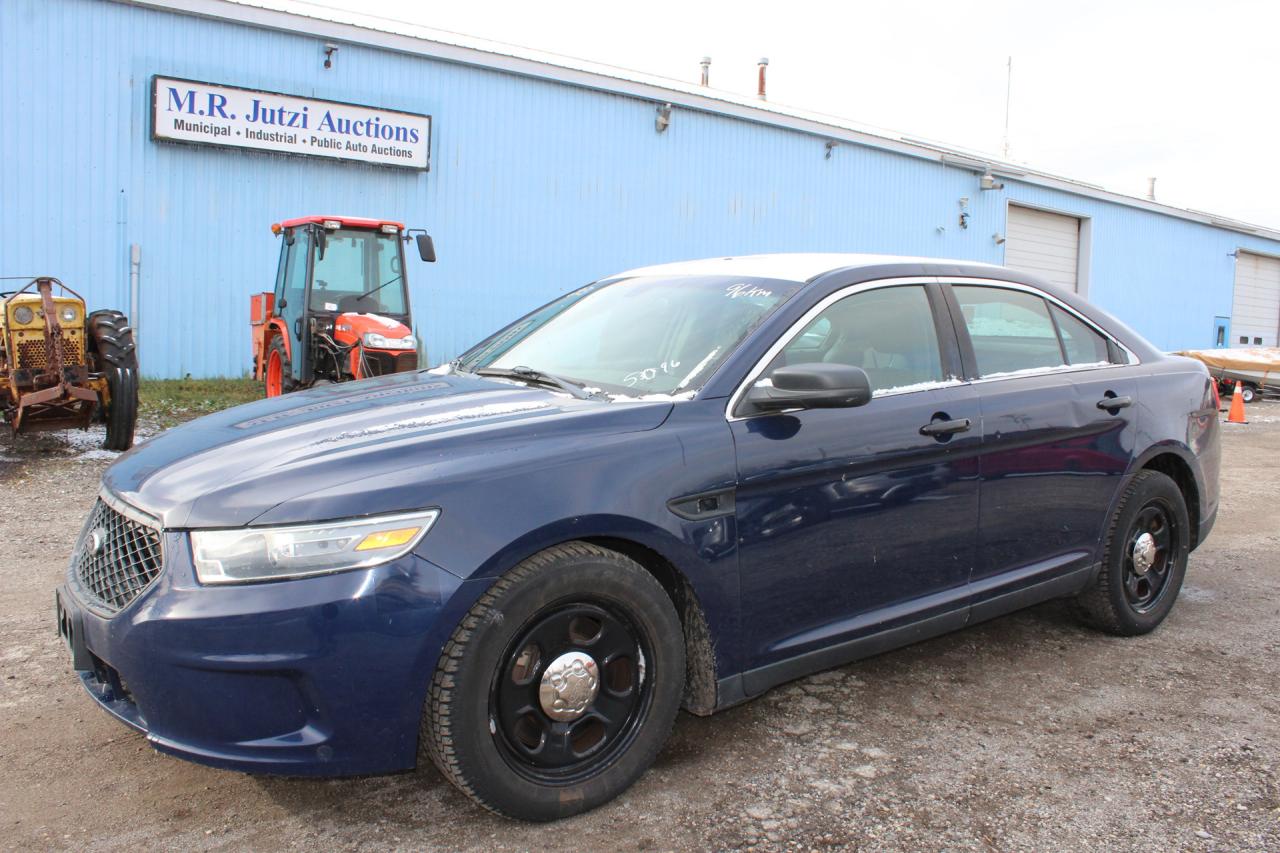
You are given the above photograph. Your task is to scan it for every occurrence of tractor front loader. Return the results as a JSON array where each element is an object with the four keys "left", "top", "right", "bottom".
[{"left": 1, "top": 277, "right": 139, "bottom": 450}]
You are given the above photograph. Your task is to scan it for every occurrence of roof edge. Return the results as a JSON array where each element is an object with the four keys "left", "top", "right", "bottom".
[{"left": 119, "top": 0, "right": 1280, "bottom": 242}]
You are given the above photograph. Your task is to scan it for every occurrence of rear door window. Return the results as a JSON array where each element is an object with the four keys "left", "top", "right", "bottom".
[
  {"left": 952, "top": 286, "right": 1064, "bottom": 377},
  {"left": 1050, "top": 304, "right": 1111, "bottom": 366}
]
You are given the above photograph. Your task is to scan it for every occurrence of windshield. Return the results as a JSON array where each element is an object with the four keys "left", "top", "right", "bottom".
[
  {"left": 310, "top": 228, "right": 407, "bottom": 315},
  {"left": 459, "top": 275, "right": 803, "bottom": 396}
]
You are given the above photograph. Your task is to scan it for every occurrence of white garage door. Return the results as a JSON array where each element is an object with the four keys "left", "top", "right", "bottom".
[
  {"left": 1231, "top": 252, "right": 1280, "bottom": 347},
  {"left": 1005, "top": 205, "right": 1081, "bottom": 293}
]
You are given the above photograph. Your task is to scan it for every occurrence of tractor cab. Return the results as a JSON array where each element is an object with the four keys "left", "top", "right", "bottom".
[{"left": 252, "top": 216, "right": 436, "bottom": 397}]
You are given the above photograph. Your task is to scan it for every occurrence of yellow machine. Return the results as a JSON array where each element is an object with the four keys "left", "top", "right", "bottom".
[{"left": 1, "top": 277, "right": 138, "bottom": 450}]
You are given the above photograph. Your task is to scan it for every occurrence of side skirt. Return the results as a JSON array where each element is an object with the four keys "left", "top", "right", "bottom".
[{"left": 713, "top": 562, "right": 1098, "bottom": 711}]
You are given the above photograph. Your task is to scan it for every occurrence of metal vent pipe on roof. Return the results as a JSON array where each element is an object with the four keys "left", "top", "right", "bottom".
[
  {"left": 1147, "top": 177, "right": 1157, "bottom": 201},
  {"left": 700, "top": 56, "right": 711, "bottom": 87},
  {"left": 757, "top": 57, "right": 769, "bottom": 100}
]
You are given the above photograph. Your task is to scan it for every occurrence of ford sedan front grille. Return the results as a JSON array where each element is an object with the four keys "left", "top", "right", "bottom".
[{"left": 70, "top": 497, "right": 164, "bottom": 614}]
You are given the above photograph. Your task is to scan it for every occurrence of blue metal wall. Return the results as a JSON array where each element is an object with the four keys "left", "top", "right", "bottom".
[{"left": 4, "top": 0, "right": 1279, "bottom": 377}]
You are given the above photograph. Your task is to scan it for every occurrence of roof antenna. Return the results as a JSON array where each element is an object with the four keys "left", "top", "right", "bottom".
[{"left": 1002, "top": 56, "right": 1012, "bottom": 159}]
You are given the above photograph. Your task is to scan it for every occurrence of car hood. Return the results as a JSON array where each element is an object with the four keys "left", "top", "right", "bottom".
[{"left": 104, "top": 372, "right": 674, "bottom": 529}]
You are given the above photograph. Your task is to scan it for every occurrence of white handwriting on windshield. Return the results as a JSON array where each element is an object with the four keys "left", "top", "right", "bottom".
[
  {"left": 725, "top": 283, "right": 773, "bottom": 299},
  {"left": 623, "top": 359, "right": 681, "bottom": 387}
]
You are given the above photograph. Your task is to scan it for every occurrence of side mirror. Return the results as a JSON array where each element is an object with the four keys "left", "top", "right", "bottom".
[
  {"left": 416, "top": 233, "right": 436, "bottom": 263},
  {"left": 744, "top": 363, "right": 873, "bottom": 414}
]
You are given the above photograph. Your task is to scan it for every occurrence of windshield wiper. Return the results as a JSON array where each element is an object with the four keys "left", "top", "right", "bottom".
[
  {"left": 358, "top": 274, "right": 403, "bottom": 301},
  {"left": 475, "top": 366, "right": 606, "bottom": 401}
]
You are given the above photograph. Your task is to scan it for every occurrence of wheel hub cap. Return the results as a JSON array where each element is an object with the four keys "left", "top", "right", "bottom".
[
  {"left": 538, "top": 651, "right": 599, "bottom": 721},
  {"left": 1132, "top": 531, "right": 1157, "bottom": 573}
]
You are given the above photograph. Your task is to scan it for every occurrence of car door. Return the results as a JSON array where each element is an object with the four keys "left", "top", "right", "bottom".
[
  {"left": 730, "top": 281, "right": 981, "bottom": 691},
  {"left": 944, "top": 282, "right": 1141, "bottom": 612}
]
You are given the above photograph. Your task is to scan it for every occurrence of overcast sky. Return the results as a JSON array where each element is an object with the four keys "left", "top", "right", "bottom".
[{"left": 309, "top": 0, "right": 1279, "bottom": 228}]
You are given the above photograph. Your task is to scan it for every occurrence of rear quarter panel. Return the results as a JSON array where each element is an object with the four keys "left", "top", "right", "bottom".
[{"left": 1131, "top": 355, "right": 1221, "bottom": 544}]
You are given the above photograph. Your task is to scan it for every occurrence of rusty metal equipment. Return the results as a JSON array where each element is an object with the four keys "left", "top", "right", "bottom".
[{"left": 1, "top": 277, "right": 138, "bottom": 449}]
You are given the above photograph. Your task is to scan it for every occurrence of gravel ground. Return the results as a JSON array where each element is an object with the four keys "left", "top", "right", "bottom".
[{"left": 1, "top": 405, "right": 1278, "bottom": 852}]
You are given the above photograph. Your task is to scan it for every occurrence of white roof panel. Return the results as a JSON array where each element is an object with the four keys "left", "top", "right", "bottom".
[{"left": 611, "top": 253, "right": 1005, "bottom": 283}]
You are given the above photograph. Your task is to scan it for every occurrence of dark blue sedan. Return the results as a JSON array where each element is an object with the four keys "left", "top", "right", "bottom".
[{"left": 56, "top": 254, "right": 1220, "bottom": 821}]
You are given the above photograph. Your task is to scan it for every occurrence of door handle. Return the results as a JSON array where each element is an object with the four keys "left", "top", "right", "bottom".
[
  {"left": 920, "top": 417, "right": 971, "bottom": 437},
  {"left": 1096, "top": 395, "right": 1133, "bottom": 411}
]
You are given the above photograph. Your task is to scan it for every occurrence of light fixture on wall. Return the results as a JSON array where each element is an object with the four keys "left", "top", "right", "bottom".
[
  {"left": 958, "top": 197, "right": 970, "bottom": 230},
  {"left": 655, "top": 103, "right": 672, "bottom": 133},
  {"left": 993, "top": 232, "right": 1006, "bottom": 245},
  {"left": 980, "top": 169, "right": 1004, "bottom": 191},
  {"left": 323, "top": 43, "right": 339, "bottom": 69},
  {"left": 825, "top": 140, "right": 838, "bottom": 160}
]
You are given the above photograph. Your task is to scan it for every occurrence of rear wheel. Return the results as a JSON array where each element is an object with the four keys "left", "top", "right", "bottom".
[
  {"left": 87, "top": 310, "right": 138, "bottom": 451},
  {"left": 422, "top": 542, "right": 685, "bottom": 821},
  {"left": 264, "top": 336, "right": 295, "bottom": 398},
  {"left": 1075, "top": 470, "right": 1190, "bottom": 635}
]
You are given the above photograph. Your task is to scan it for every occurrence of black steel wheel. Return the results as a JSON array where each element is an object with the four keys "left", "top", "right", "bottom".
[
  {"left": 1076, "top": 469, "right": 1190, "bottom": 635},
  {"left": 491, "top": 601, "right": 651, "bottom": 784},
  {"left": 422, "top": 542, "right": 684, "bottom": 821}
]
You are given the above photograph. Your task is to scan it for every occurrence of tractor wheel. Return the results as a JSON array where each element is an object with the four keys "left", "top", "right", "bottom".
[
  {"left": 265, "top": 336, "right": 296, "bottom": 398},
  {"left": 87, "top": 310, "right": 139, "bottom": 451}
]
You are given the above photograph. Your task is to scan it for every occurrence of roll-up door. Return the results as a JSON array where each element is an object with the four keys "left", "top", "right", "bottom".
[
  {"left": 1005, "top": 204, "right": 1081, "bottom": 293},
  {"left": 1231, "top": 252, "right": 1280, "bottom": 347}
]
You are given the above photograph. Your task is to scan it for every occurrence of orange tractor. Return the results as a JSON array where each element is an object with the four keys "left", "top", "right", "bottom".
[{"left": 251, "top": 216, "right": 436, "bottom": 397}]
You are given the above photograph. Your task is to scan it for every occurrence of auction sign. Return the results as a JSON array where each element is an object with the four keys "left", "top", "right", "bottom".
[{"left": 151, "top": 76, "right": 431, "bottom": 170}]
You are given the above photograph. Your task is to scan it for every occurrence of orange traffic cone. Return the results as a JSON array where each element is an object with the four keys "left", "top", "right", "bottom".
[{"left": 1227, "top": 381, "right": 1248, "bottom": 424}]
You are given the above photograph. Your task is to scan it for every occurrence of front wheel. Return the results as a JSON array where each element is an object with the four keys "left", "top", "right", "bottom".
[
  {"left": 264, "top": 336, "right": 295, "bottom": 398},
  {"left": 1075, "top": 470, "right": 1190, "bottom": 635},
  {"left": 422, "top": 542, "right": 685, "bottom": 821}
]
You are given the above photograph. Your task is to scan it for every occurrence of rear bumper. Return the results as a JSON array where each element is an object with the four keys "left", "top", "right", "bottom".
[{"left": 59, "top": 538, "right": 486, "bottom": 776}]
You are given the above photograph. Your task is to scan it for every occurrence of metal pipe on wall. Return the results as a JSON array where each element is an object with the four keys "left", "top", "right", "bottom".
[{"left": 130, "top": 243, "right": 141, "bottom": 366}]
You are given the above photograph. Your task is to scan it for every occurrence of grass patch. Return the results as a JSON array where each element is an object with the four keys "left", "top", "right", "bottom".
[{"left": 140, "top": 378, "right": 262, "bottom": 428}]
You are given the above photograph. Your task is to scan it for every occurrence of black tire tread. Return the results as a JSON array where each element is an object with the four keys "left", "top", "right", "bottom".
[
  {"left": 266, "top": 335, "right": 297, "bottom": 395},
  {"left": 1075, "top": 469, "right": 1182, "bottom": 635},
  {"left": 87, "top": 309, "right": 138, "bottom": 450},
  {"left": 422, "top": 541, "right": 677, "bottom": 817}
]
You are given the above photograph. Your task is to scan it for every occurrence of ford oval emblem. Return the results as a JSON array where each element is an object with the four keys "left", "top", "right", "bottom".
[{"left": 89, "top": 528, "right": 106, "bottom": 556}]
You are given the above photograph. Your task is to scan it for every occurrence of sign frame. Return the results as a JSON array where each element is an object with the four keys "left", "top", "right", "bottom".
[{"left": 150, "top": 75, "right": 431, "bottom": 171}]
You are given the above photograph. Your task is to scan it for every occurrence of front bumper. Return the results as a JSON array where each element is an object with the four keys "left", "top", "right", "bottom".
[{"left": 57, "top": 533, "right": 487, "bottom": 776}]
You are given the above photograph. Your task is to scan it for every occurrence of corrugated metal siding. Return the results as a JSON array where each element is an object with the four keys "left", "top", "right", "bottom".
[{"left": 5, "top": 0, "right": 1280, "bottom": 377}]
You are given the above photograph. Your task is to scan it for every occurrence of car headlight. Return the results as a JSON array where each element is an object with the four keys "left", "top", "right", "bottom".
[
  {"left": 191, "top": 509, "right": 440, "bottom": 585},
  {"left": 60, "top": 306, "right": 77, "bottom": 322},
  {"left": 13, "top": 305, "right": 34, "bottom": 325},
  {"left": 362, "top": 332, "right": 416, "bottom": 350}
]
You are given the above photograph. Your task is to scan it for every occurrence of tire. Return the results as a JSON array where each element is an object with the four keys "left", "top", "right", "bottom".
[
  {"left": 87, "top": 310, "right": 139, "bottom": 451},
  {"left": 1075, "top": 470, "right": 1190, "bottom": 636},
  {"left": 264, "top": 335, "right": 296, "bottom": 397},
  {"left": 1241, "top": 384, "right": 1257, "bottom": 404},
  {"left": 422, "top": 542, "right": 685, "bottom": 821}
]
